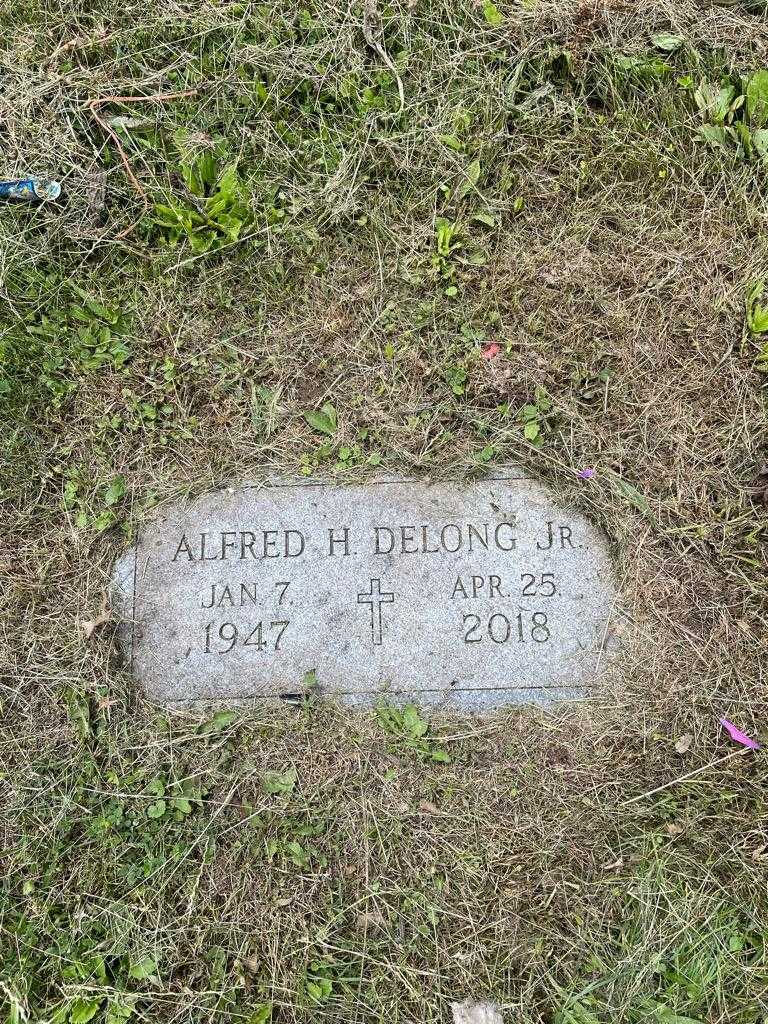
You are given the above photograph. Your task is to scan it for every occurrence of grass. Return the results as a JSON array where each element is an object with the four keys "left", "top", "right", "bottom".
[{"left": 2, "top": 0, "right": 768, "bottom": 1021}]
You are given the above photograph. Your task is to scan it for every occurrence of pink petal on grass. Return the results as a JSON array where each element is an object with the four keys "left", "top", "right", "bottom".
[
  {"left": 719, "top": 718, "right": 760, "bottom": 750},
  {"left": 577, "top": 468, "right": 595, "bottom": 480},
  {"left": 481, "top": 343, "right": 501, "bottom": 360}
]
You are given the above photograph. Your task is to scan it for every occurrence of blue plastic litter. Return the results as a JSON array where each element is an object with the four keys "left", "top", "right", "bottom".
[{"left": 0, "top": 178, "right": 61, "bottom": 201}]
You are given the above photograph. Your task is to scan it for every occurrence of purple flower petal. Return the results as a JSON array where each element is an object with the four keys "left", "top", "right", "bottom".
[
  {"left": 719, "top": 717, "right": 760, "bottom": 750},
  {"left": 577, "top": 468, "right": 595, "bottom": 480}
]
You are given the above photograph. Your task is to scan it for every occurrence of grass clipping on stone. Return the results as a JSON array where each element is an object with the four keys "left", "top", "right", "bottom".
[{"left": 1, "top": 1, "right": 768, "bottom": 1022}]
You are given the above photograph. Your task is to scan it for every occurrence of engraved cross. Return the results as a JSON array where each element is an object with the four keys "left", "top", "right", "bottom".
[{"left": 357, "top": 578, "right": 395, "bottom": 646}]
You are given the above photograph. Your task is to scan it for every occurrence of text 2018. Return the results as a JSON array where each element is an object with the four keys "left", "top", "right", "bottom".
[{"left": 462, "top": 611, "right": 550, "bottom": 644}]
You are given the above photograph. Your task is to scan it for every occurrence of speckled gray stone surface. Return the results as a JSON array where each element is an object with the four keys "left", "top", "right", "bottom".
[{"left": 113, "top": 471, "right": 624, "bottom": 710}]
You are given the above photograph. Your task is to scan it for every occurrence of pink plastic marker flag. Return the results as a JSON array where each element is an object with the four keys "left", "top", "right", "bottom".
[
  {"left": 481, "top": 343, "right": 501, "bottom": 360},
  {"left": 719, "top": 718, "right": 760, "bottom": 750}
]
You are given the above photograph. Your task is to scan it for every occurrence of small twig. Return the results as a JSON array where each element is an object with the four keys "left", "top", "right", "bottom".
[
  {"left": 362, "top": 0, "right": 405, "bottom": 113},
  {"left": 86, "top": 88, "right": 198, "bottom": 239},
  {"left": 623, "top": 747, "right": 754, "bottom": 806}
]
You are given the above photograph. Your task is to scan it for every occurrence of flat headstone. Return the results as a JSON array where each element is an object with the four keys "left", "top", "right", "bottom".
[{"left": 113, "top": 471, "right": 623, "bottom": 711}]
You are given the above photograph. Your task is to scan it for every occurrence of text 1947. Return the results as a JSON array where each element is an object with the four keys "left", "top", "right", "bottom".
[{"left": 204, "top": 620, "right": 289, "bottom": 654}]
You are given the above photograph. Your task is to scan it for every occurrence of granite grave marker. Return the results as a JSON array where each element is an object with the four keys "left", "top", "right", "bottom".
[{"left": 113, "top": 470, "right": 623, "bottom": 710}]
